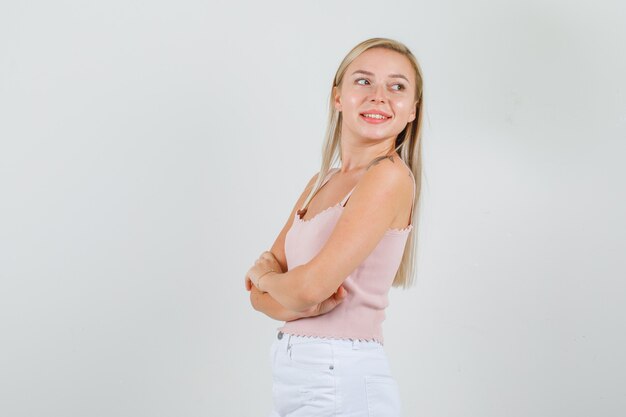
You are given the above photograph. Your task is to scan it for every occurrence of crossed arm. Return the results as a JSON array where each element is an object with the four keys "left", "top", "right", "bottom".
[{"left": 249, "top": 253, "right": 346, "bottom": 321}]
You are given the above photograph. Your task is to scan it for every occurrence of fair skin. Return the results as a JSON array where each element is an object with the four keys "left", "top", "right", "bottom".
[{"left": 246, "top": 47, "right": 418, "bottom": 315}]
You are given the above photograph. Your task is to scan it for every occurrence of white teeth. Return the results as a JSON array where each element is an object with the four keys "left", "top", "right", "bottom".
[{"left": 362, "top": 113, "right": 387, "bottom": 119}]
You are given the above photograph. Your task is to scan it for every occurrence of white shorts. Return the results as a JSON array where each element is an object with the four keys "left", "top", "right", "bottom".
[{"left": 267, "top": 329, "right": 403, "bottom": 417}]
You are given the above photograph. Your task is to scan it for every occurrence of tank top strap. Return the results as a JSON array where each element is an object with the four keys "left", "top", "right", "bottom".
[
  {"left": 407, "top": 168, "right": 416, "bottom": 225},
  {"left": 340, "top": 184, "right": 358, "bottom": 207}
]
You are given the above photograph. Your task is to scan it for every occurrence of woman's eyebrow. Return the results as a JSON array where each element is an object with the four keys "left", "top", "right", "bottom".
[{"left": 351, "top": 69, "right": 410, "bottom": 84}]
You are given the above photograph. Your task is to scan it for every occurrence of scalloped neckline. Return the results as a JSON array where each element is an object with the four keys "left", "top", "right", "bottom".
[
  {"left": 294, "top": 203, "right": 413, "bottom": 235},
  {"left": 296, "top": 202, "right": 342, "bottom": 222}
]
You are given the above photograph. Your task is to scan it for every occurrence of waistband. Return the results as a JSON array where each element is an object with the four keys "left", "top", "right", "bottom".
[{"left": 274, "top": 329, "right": 383, "bottom": 350}]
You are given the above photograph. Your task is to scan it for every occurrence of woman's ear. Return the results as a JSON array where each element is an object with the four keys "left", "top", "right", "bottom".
[{"left": 333, "top": 86, "right": 342, "bottom": 111}]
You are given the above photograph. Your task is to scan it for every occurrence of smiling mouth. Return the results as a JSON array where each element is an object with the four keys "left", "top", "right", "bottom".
[
  {"left": 360, "top": 113, "right": 391, "bottom": 122},
  {"left": 362, "top": 113, "right": 387, "bottom": 119}
]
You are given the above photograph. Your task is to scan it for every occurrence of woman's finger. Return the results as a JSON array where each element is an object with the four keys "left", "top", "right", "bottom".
[{"left": 245, "top": 276, "right": 252, "bottom": 291}]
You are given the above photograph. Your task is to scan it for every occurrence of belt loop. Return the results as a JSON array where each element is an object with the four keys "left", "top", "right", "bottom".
[{"left": 352, "top": 338, "right": 360, "bottom": 350}]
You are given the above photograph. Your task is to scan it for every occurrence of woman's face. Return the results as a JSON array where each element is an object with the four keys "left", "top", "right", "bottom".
[{"left": 334, "top": 47, "right": 417, "bottom": 143}]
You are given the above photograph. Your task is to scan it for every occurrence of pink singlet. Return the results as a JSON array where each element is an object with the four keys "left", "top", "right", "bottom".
[{"left": 276, "top": 166, "right": 415, "bottom": 345}]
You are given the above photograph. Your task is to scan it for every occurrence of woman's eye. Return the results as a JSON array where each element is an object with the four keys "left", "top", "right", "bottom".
[{"left": 355, "top": 78, "right": 405, "bottom": 91}]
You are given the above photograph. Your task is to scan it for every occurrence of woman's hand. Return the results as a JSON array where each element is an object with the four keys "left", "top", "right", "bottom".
[
  {"left": 245, "top": 251, "right": 283, "bottom": 292},
  {"left": 299, "top": 285, "right": 348, "bottom": 318}
]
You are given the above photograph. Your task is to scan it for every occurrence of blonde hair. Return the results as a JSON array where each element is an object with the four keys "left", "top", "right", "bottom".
[{"left": 300, "top": 37, "right": 425, "bottom": 289}]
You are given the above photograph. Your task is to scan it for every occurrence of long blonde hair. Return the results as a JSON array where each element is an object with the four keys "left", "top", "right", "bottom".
[{"left": 300, "top": 37, "right": 425, "bottom": 289}]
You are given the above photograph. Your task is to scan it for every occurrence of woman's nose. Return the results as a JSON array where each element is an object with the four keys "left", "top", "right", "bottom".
[{"left": 370, "top": 84, "right": 387, "bottom": 103}]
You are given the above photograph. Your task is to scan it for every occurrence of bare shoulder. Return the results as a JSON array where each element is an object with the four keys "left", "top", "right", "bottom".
[
  {"left": 301, "top": 167, "right": 340, "bottom": 197},
  {"left": 360, "top": 155, "right": 414, "bottom": 201},
  {"left": 304, "top": 170, "right": 321, "bottom": 192}
]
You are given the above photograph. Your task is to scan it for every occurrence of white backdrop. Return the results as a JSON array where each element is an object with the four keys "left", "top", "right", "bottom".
[{"left": 1, "top": 1, "right": 624, "bottom": 416}]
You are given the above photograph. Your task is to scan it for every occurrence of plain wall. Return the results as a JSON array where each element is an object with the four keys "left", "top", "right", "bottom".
[{"left": 1, "top": 1, "right": 624, "bottom": 416}]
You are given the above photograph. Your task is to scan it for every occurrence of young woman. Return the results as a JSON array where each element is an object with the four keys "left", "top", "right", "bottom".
[{"left": 245, "top": 37, "right": 424, "bottom": 417}]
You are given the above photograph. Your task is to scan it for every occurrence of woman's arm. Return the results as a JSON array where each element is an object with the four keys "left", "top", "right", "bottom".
[
  {"left": 250, "top": 285, "right": 305, "bottom": 321},
  {"left": 251, "top": 276, "right": 347, "bottom": 321},
  {"left": 249, "top": 245, "right": 347, "bottom": 320}
]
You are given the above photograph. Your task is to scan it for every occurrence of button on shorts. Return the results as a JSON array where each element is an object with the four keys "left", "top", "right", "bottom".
[{"left": 266, "top": 329, "right": 403, "bottom": 417}]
